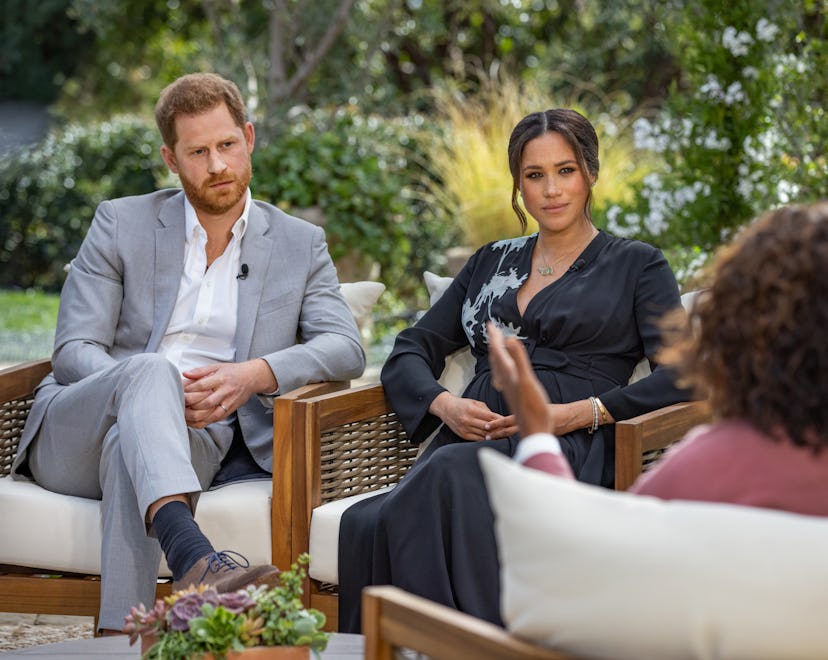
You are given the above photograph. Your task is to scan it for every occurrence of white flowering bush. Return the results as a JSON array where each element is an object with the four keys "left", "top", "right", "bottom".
[{"left": 605, "top": 1, "right": 827, "bottom": 278}]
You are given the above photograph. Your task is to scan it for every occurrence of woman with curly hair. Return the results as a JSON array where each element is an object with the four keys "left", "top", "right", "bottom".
[{"left": 491, "top": 200, "right": 828, "bottom": 514}]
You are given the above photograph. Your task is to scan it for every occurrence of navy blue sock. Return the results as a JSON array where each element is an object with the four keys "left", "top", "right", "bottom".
[{"left": 153, "top": 500, "right": 214, "bottom": 580}]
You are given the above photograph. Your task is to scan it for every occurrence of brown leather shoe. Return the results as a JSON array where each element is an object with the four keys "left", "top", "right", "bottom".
[{"left": 172, "top": 550, "right": 280, "bottom": 594}]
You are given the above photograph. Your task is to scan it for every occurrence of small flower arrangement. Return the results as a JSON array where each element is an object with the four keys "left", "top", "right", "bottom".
[{"left": 125, "top": 553, "right": 329, "bottom": 659}]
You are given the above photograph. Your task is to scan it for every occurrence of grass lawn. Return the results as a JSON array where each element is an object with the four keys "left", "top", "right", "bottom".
[
  {"left": 0, "top": 289, "right": 59, "bottom": 363},
  {"left": 0, "top": 289, "right": 59, "bottom": 331}
]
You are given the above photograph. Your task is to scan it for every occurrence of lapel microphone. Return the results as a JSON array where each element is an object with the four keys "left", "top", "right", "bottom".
[
  {"left": 237, "top": 264, "right": 249, "bottom": 280},
  {"left": 567, "top": 259, "right": 586, "bottom": 273}
]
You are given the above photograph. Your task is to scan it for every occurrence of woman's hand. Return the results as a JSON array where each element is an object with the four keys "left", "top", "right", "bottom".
[
  {"left": 488, "top": 323, "right": 553, "bottom": 437},
  {"left": 429, "top": 391, "right": 517, "bottom": 441},
  {"left": 488, "top": 323, "right": 599, "bottom": 437}
]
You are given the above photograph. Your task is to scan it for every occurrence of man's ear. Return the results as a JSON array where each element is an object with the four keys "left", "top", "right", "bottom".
[
  {"left": 244, "top": 121, "right": 255, "bottom": 154},
  {"left": 160, "top": 144, "right": 179, "bottom": 174}
]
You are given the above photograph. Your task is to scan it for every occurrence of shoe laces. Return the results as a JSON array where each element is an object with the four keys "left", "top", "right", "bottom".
[{"left": 198, "top": 550, "right": 251, "bottom": 582}]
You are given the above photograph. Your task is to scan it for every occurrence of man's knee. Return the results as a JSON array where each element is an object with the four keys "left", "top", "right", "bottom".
[{"left": 121, "top": 353, "right": 180, "bottom": 385}]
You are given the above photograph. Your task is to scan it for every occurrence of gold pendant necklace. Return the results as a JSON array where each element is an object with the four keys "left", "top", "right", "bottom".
[{"left": 537, "top": 229, "right": 597, "bottom": 277}]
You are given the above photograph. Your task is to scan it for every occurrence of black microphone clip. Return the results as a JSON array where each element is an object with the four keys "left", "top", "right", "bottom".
[
  {"left": 568, "top": 259, "right": 586, "bottom": 273},
  {"left": 237, "top": 263, "right": 249, "bottom": 280}
]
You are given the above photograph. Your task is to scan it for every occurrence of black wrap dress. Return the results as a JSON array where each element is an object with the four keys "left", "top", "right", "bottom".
[{"left": 338, "top": 230, "right": 688, "bottom": 631}]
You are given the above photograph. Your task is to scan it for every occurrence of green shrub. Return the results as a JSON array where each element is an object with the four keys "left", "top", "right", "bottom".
[
  {"left": 0, "top": 116, "right": 168, "bottom": 290},
  {"left": 605, "top": 1, "right": 828, "bottom": 257},
  {"left": 252, "top": 106, "right": 457, "bottom": 305},
  {"left": 1, "top": 108, "right": 456, "bottom": 309}
]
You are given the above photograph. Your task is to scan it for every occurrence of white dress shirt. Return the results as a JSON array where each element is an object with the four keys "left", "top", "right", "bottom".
[{"left": 158, "top": 191, "right": 251, "bottom": 396}]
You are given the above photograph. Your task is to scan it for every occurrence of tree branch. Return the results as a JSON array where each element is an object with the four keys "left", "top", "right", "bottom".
[{"left": 268, "top": 0, "right": 356, "bottom": 104}]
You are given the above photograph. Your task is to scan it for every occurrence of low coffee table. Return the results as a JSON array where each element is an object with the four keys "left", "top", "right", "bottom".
[{"left": 0, "top": 632, "right": 364, "bottom": 658}]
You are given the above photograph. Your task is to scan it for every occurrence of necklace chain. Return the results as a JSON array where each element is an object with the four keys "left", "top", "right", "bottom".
[{"left": 537, "top": 230, "right": 596, "bottom": 277}]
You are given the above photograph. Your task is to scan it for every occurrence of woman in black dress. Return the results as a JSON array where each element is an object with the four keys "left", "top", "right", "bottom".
[{"left": 338, "top": 108, "right": 688, "bottom": 631}]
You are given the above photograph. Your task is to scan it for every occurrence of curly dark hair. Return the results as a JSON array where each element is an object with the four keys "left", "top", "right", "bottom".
[
  {"left": 661, "top": 202, "right": 828, "bottom": 450},
  {"left": 506, "top": 109, "right": 599, "bottom": 233}
]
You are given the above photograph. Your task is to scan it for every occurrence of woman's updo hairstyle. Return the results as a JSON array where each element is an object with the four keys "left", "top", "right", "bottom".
[{"left": 507, "top": 109, "right": 600, "bottom": 232}]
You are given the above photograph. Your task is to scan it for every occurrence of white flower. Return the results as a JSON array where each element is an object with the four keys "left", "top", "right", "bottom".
[
  {"left": 777, "top": 179, "right": 800, "bottom": 204},
  {"left": 606, "top": 205, "right": 622, "bottom": 224},
  {"left": 722, "top": 26, "right": 753, "bottom": 57},
  {"left": 723, "top": 81, "right": 746, "bottom": 105},
  {"left": 700, "top": 75, "right": 724, "bottom": 100},
  {"left": 643, "top": 209, "right": 668, "bottom": 236},
  {"left": 642, "top": 173, "right": 663, "bottom": 190},
  {"left": 737, "top": 177, "right": 755, "bottom": 200},
  {"left": 756, "top": 18, "right": 780, "bottom": 42},
  {"left": 742, "top": 66, "right": 759, "bottom": 79},
  {"left": 607, "top": 210, "right": 640, "bottom": 238},
  {"left": 701, "top": 130, "right": 732, "bottom": 151}
]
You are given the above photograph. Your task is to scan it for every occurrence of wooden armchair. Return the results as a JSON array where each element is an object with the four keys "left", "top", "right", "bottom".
[
  {"left": 363, "top": 585, "right": 571, "bottom": 660},
  {"left": 0, "top": 358, "right": 347, "bottom": 628},
  {"left": 281, "top": 382, "right": 712, "bottom": 630},
  {"left": 0, "top": 357, "right": 710, "bottom": 632}
]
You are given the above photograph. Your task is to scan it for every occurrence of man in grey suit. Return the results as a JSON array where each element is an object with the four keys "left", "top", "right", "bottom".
[{"left": 10, "top": 73, "right": 365, "bottom": 633}]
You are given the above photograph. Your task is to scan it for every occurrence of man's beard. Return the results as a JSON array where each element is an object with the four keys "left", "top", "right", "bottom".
[{"left": 179, "top": 162, "right": 251, "bottom": 216}]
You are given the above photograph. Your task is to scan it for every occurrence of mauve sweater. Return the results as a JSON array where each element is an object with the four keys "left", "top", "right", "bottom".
[{"left": 520, "top": 419, "right": 828, "bottom": 516}]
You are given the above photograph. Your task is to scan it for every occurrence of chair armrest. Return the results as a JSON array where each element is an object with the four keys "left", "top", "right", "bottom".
[
  {"left": 276, "top": 380, "right": 350, "bottom": 402},
  {"left": 363, "top": 586, "right": 571, "bottom": 660},
  {"left": 0, "top": 359, "right": 52, "bottom": 403},
  {"left": 271, "top": 383, "right": 418, "bottom": 573},
  {"left": 614, "top": 400, "right": 712, "bottom": 491},
  {"left": 0, "top": 359, "right": 52, "bottom": 477}
]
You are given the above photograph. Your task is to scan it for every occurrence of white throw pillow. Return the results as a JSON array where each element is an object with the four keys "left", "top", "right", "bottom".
[
  {"left": 422, "top": 271, "right": 475, "bottom": 395},
  {"left": 479, "top": 448, "right": 828, "bottom": 660},
  {"left": 339, "top": 281, "right": 386, "bottom": 338}
]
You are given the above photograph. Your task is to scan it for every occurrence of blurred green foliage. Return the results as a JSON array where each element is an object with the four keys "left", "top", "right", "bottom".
[
  {"left": 605, "top": 1, "right": 827, "bottom": 259},
  {"left": 253, "top": 106, "right": 458, "bottom": 303},
  {"left": 0, "top": 108, "right": 457, "bottom": 303},
  {"left": 2, "top": 0, "right": 826, "bottom": 303},
  {"left": 0, "top": 116, "right": 168, "bottom": 290},
  {"left": 0, "top": 0, "right": 90, "bottom": 102}
]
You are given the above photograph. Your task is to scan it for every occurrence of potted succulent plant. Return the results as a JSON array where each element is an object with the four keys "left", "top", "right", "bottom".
[{"left": 124, "top": 553, "right": 329, "bottom": 659}]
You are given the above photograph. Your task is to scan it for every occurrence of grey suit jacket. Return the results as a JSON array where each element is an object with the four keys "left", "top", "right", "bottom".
[{"left": 13, "top": 189, "right": 365, "bottom": 475}]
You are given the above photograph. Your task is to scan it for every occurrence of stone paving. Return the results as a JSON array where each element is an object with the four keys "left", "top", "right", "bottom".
[{"left": 0, "top": 614, "right": 94, "bottom": 652}]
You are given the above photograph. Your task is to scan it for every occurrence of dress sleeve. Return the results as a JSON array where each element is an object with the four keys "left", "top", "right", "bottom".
[
  {"left": 381, "top": 250, "right": 482, "bottom": 445},
  {"left": 598, "top": 246, "right": 691, "bottom": 420}
]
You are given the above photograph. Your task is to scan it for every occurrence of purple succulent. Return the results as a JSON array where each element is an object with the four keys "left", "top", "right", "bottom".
[
  {"left": 218, "top": 590, "right": 256, "bottom": 614},
  {"left": 124, "top": 598, "right": 168, "bottom": 644},
  {"left": 167, "top": 589, "right": 221, "bottom": 632}
]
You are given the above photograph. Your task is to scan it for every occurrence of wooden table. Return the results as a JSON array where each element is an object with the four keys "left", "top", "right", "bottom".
[{"left": 0, "top": 633, "right": 364, "bottom": 658}]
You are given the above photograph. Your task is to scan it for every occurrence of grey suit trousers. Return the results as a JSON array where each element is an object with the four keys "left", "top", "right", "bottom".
[{"left": 26, "top": 353, "right": 232, "bottom": 629}]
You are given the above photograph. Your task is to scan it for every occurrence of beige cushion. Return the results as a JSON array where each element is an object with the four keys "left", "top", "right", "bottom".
[
  {"left": 479, "top": 448, "right": 828, "bottom": 660},
  {"left": 0, "top": 477, "right": 273, "bottom": 576},
  {"left": 308, "top": 486, "right": 395, "bottom": 584},
  {"left": 423, "top": 271, "right": 475, "bottom": 395},
  {"left": 340, "top": 280, "right": 386, "bottom": 341}
]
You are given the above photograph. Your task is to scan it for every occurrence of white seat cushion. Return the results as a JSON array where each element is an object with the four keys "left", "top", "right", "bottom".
[
  {"left": 0, "top": 476, "right": 273, "bottom": 576},
  {"left": 308, "top": 486, "right": 394, "bottom": 584}
]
